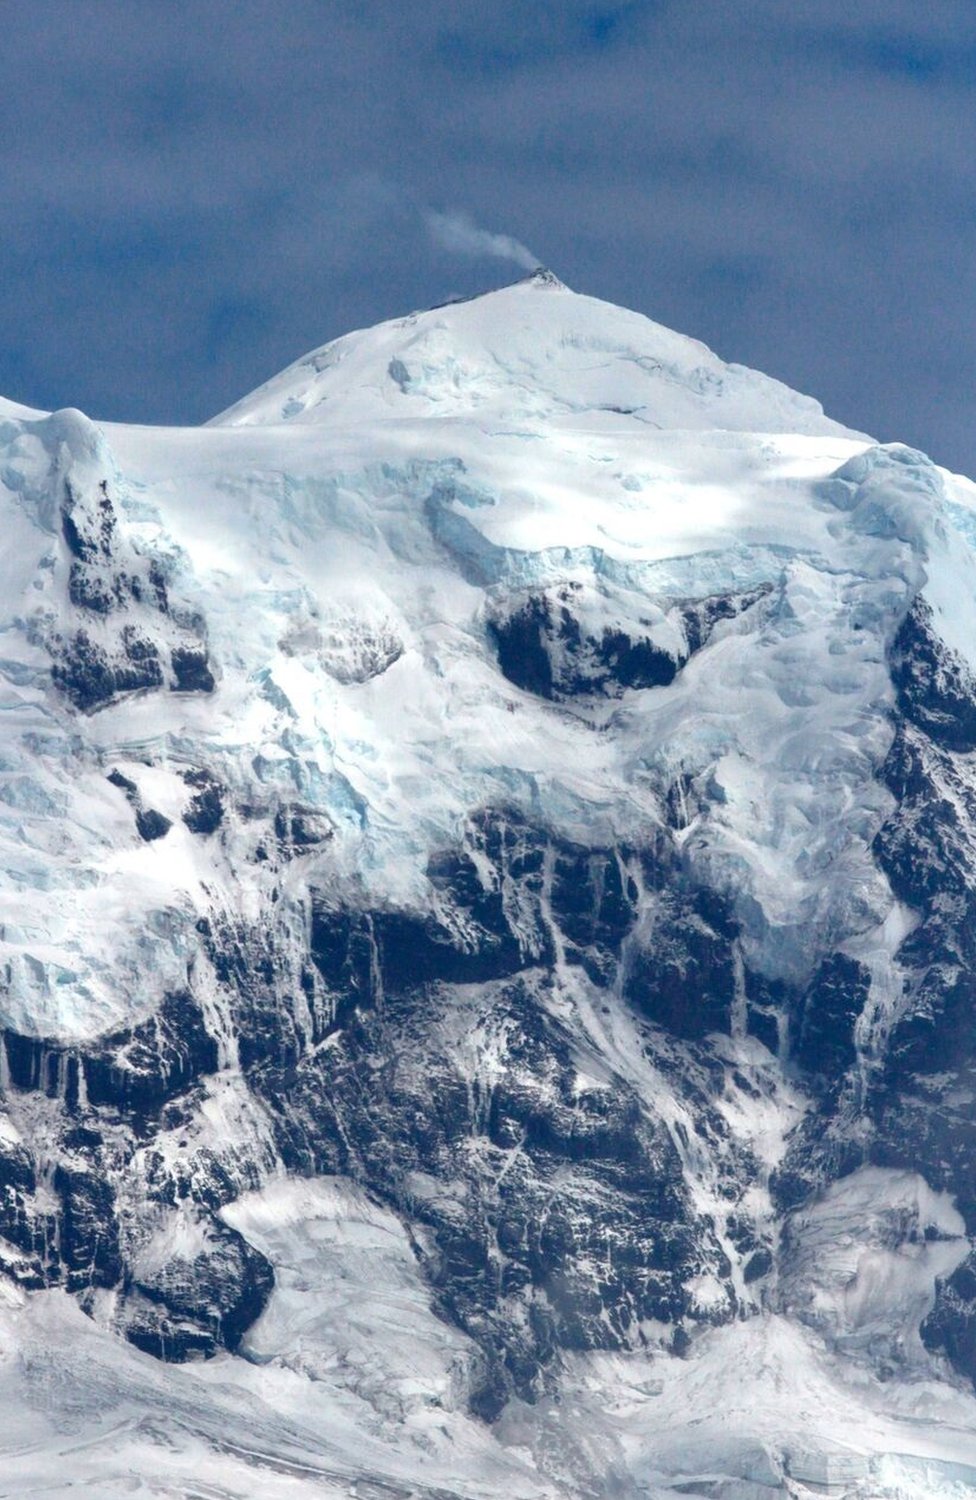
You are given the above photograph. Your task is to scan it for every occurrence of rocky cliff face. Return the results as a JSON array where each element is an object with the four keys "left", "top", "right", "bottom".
[{"left": 3, "top": 274, "right": 976, "bottom": 1497}]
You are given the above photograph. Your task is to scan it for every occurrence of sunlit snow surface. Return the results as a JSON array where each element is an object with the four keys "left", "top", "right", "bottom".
[{"left": 4, "top": 274, "right": 976, "bottom": 1494}]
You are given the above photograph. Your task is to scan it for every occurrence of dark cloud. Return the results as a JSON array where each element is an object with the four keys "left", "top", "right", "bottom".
[{"left": 1, "top": 2, "right": 975, "bottom": 473}]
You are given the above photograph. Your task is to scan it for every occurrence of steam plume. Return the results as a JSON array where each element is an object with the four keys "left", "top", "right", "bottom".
[{"left": 426, "top": 208, "right": 539, "bottom": 272}]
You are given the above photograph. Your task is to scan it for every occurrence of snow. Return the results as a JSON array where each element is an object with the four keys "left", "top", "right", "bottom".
[
  {"left": 5, "top": 1237, "right": 976, "bottom": 1498},
  {"left": 208, "top": 271, "right": 859, "bottom": 441},
  {"left": 0, "top": 412, "right": 886, "bottom": 1042},
  {"left": 222, "top": 1178, "right": 479, "bottom": 1422}
]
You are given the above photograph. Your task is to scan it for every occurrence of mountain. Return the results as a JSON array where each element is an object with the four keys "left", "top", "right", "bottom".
[{"left": 3, "top": 269, "right": 976, "bottom": 1497}]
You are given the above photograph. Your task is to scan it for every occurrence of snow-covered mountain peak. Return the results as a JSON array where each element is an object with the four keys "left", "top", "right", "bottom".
[
  {"left": 0, "top": 289, "right": 970, "bottom": 1040},
  {"left": 518, "top": 266, "right": 567, "bottom": 289},
  {"left": 209, "top": 272, "right": 862, "bottom": 439},
  {"left": 5, "top": 284, "right": 976, "bottom": 1497}
]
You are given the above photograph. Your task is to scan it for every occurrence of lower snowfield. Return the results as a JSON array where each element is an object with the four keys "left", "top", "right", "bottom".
[{"left": 4, "top": 1179, "right": 976, "bottom": 1499}]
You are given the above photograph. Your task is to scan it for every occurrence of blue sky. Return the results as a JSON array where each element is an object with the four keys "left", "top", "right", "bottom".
[{"left": 4, "top": 1, "right": 976, "bottom": 472}]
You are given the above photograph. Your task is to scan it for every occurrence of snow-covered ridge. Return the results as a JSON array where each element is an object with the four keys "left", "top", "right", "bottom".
[{"left": 209, "top": 267, "right": 861, "bottom": 436}]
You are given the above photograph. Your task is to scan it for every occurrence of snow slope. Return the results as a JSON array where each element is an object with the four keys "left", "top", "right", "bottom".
[
  {"left": 4, "top": 271, "right": 973, "bottom": 1040},
  {"left": 208, "top": 269, "right": 858, "bottom": 437}
]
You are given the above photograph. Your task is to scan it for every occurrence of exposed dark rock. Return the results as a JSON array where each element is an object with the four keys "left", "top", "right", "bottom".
[
  {"left": 759, "top": 598, "right": 976, "bottom": 1394},
  {"left": 891, "top": 597, "right": 976, "bottom": 753},
  {"left": 487, "top": 585, "right": 679, "bottom": 700},
  {"left": 771, "top": 1127, "right": 867, "bottom": 1215},
  {"left": 44, "top": 475, "right": 209, "bottom": 712},
  {"left": 170, "top": 647, "right": 215, "bottom": 693},
  {"left": 372, "top": 908, "right": 529, "bottom": 988},
  {"left": 16, "top": 584, "right": 976, "bottom": 1421},
  {"left": 52, "top": 630, "right": 164, "bottom": 711},
  {"left": 874, "top": 723, "right": 976, "bottom": 908},
  {"left": 260, "top": 974, "right": 710, "bottom": 1410},
  {"left": 61, "top": 479, "right": 116, "bottom": 564},
  {"left": 122, "top": 1219, "right": 274, "bottom": 1361},
  {"left": 745, "top": 1002, "right": 781, "bottom": 1055},
  {"left": 68, "top": 563, "right": 116, "bottom": 614},
  {"left": 0, "top": 1132, "right": 48, "bottom": 1276},
  {"left": 793, "top": 953, "right": 869, "bottom": 1080},
  {"left": 861, "top": 693, "right": 976, "bottom": 1243},
  {"left": 549, "top": 843, "right": 638, "bottom": 978},
  {"left": 54, "top": 1164, "right": 123, "bottom": 1291},
  {"left": 107, "top": 768, "right": 138, "bottom": 797},
  {"left": 182, "top": 769, "right": 225, "bottom": 835},
  {"left": 274, "top": 805, "right": 333, "bottom": 854},
  {"left": 107, "top": 768, "right": 173, "bottom": 843},
  {"left": 0, "top": 788, "right": 807, "bottom": 1402},
  {"left": 308, "top": 905, "right": 376, "bottom": 1010},
  {"left": 487, "top": 582, "right": 771, "bottom": 702},
  {"left": 489, "top": 593, "right": 555, "bottom": 697},
  {"left": 51, "top": 632, "right": 118, "bottom": 711},
  {"left": 121, "top": 626, "right": 162, "bottom": 673},
  {"left": 15, "top": 369, "right": 976, "bottom": 1447},
  {"left": 743, "top": 1247, "right": 773, "bottom": 1283},
  {"left": 148, "top": 560, "right": 170, "bottom": 612},
  {"left": 135, "top": 808, "right": 171, "bottom": 842},
  {"left": 83, "top": 990, "right": 219, "bottom": 1115},
  {"left": 61, "top": 508, "right": 96, "bottom": 563},
  {"left": 388, "top": 357, "right": 411, "bottom": 392},
  {"left": 679, "top": 584, "right": 772, "bottom": 655},
  {"left": 624, "top": 887, "right": 739, "bottom": 1040},
  {"left": 922, "top": 1251, "right": 976, "bottom": 1388}
]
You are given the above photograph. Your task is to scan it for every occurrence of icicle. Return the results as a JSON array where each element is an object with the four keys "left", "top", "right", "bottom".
[
  {"left": 730, "top": 943, "right": 747, "bottom": 1041},
  {"left": 366, "top": 914, "right": 384, "bottom": 1007},
  {"left": 75, "top": 1052, "right": 88, "bottom": 1112},
  {"left": 539, "top": 843, "right": 567, "bottom": 975}
]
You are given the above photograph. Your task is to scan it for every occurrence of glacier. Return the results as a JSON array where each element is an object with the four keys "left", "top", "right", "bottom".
[{"left": 2, "top": 270, "right": 976, "bottom": 1495}]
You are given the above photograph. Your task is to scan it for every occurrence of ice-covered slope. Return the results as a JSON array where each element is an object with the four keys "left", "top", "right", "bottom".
[
  {"left": 3, "top": 272, "right": 976, "bottom": 1497},
  {"left": 209, "top": 269, "right": 857, "bottom": 439}
]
